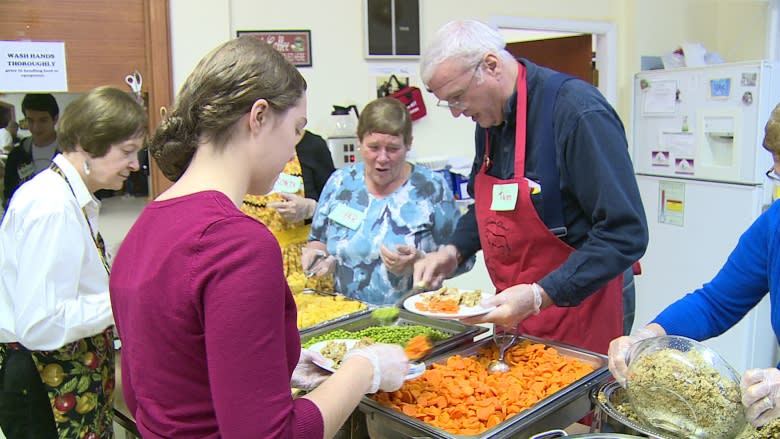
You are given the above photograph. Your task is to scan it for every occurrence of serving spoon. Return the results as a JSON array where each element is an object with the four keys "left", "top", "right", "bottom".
[{"left": 488, "top": 328, "right": 518, "bottom": 374}]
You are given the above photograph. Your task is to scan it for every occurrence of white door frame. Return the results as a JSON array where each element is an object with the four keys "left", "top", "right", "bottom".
[
  {"left": 489, "top": 16, "right": 618, "bottom": 106},
  {"left": 768, "top": 0, "right": 780, "bottom": 61}
]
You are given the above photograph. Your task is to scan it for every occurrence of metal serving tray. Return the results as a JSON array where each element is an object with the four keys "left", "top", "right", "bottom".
[
  {"left": 360, "top": 335, "right": 611, "bottom": 439},
  {"left": 299, "top": 309, "right": 488, "bottom": 358},
  {"left": 297, "top": 304, "right": 373, "bottom": 335}
]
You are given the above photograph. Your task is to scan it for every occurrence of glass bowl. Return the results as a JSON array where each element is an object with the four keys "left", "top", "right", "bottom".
[{"left": 624, "top": 335, "right": 745, "bottom": 439}]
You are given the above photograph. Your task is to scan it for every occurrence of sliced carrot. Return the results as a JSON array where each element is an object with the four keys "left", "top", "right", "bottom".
[
  {"left": 404, "top": 335, "right": 432, "bottom": 360},
  {"left": 414, "top": 297, "right": 459, "bottom": 313},
  {"left": 370, "top": 341, "right": 595, "bottom": 435}
]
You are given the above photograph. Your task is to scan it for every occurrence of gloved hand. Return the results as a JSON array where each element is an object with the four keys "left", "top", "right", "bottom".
[
  {"left": 413, "top": 245, "right": 459, "bottom": 290},
  {"left": 290, "top": 349, "right": 330, "bottom": 391},
  {"left": 741, "top": 368, "right": 780, "bottom": 427},
  {"left": 342, "top": 343, "right": 409, "bottom": 393},
  {"left": 268, "top": 193, "right": 317, "bottom": 223},
  {"left": 608, "top": 326, "right": 662, "bottom": 387},
  {"left": 380, "top": 244, "right": 420, "bottom": 276},
  {"left": 301, "top": 246, "right": 336, "bottom": 277},
  {"left": 460, "top": 283, "right": 543, "bottom": 327}
]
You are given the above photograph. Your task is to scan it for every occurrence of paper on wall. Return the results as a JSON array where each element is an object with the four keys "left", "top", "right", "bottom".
[
  {"left": 660, "top": 131, "right": 696, "bottom": 159},
  {"left": 643, "top": 80, "right": 677, "bottom": 115}
]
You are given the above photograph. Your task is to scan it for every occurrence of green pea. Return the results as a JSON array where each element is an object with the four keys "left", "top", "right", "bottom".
[{"left": 303, "top": 325, "right": 448, "bottom": 348}]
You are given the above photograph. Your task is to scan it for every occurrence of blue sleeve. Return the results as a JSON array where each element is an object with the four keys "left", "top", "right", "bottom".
[
  {"left": 652, "top": 203, "right": 775, "bottom": 340},
  {"left": 540, "top": 103, "right": 649, "bottom": 306},
  {"left": 448, "top": 127, "right": 484, "bottom": 259},
  {"left": 429, "top": 172, "right": 475, "bottom": 275},
  {"left": 309, "top": 169, "right": 342, "bottom": 243}
]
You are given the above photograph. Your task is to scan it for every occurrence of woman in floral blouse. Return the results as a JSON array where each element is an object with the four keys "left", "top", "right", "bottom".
[{"left": 303, "top": 98, "right": 472, "bottom": 305}]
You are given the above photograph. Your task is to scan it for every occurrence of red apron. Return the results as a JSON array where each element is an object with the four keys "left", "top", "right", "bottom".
[{"left": 474, "top": 64, "right": 622, "bottom": 355}]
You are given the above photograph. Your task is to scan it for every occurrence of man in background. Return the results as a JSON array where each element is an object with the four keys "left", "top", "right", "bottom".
[{"left": 3, "top": 94, "right": 59, "bottom": 208}]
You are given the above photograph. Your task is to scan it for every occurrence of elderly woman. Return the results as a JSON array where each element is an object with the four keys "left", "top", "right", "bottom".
[
  {"left": 0, "top": 86, "right": 147, "bottom": 439},
  {"left": 303, "top": 97, "right": 472, "bottom": 306},
  {"left": 609, "top": 102, "right": 780, "bottom": 430}
]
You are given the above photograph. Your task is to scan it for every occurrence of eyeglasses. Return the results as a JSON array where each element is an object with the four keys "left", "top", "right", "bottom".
[
  {"left": 766, "top": 166, "right": 780, "bottom": 182},
  {"left": 436, "top": 64, "right": 480, "bottom": 110}
]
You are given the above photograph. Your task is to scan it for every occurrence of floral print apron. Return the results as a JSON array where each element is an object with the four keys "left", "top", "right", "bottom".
[{"left": 0, "top": 161, "right": 116, "bottom": 439}]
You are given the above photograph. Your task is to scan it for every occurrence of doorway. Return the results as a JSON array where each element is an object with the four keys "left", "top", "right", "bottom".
[
  {"left": 488, "top": 16, "right": 617, "bottom": 106},
  {"left": 505, "top": 34, "right": 595, "bottom": 85}
]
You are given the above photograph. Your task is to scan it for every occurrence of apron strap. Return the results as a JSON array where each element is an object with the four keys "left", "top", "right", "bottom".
[
  {"left": 48, "top": 162, "right": 110, "bottom": 274},
  {"left": 538, "top": 73, "right": 575, "bottom": 237}
]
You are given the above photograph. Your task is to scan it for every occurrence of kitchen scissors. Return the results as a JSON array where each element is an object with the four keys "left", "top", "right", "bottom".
[{"left": 124, "top": 70, "right": 143, "bottom": 98}]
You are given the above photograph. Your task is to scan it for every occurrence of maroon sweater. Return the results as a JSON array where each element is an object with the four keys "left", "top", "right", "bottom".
[{"left": 110, "top": 191, "right": 323, "bottom": 438}]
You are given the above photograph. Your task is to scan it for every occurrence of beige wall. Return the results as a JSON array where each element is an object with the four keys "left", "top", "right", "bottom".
[
  {"left": 168, "top": 0, "right": 771, "bottom": 159},
  {"left": 165, "top": 0, "right": 772, "bottom": 294}
]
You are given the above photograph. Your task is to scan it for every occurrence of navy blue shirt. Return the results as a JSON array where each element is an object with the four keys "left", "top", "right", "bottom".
[{"left": 450, "top": 59, "right": 648, "bottom": 307}]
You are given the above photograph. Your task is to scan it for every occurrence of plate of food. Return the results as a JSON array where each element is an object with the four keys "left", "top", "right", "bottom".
[
  {"left": 308, "top": 338, "right": 426, "bottom": 380},
  {"left": 403, "top": 286, "right": 495, "bottom": 319}
]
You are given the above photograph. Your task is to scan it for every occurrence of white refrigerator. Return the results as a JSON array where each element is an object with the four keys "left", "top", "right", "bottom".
[{"left": 632, "top": 61, "right": 780, "bottom": 373}]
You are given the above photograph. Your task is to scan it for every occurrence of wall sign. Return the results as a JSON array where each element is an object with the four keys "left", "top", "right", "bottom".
[
  {"left": 658, "top": 180, "right": 685, "bottom": 226},
  {"left": 0, "top": 41, "right": 68, "bottom": 92},
  {"left": 237, "top": 30, "right": 312, "bottom": 67}
]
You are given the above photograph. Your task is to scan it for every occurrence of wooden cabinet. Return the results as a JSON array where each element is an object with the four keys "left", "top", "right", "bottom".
[{"left": 0, "top": 0, "right": 174, "bottom": 196}]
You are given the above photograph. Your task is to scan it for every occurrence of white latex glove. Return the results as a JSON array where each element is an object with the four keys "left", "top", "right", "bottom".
[
  {"left": 412, "top": 245, "right": 459, "bottom": 290},
  {"left": 460, "top": 283, "right": 543, "bottom": 327},
  {"left": 380, "top": 244, "right": 420, "bottom": 276},
  {"left": 301, "top": 246, "right": 336, "bottom": 277},
  {"left": 268, "top": 193, "right": 316, "bottom": 223},
  {"left": 607, "top": 326, "right": 661, "bottom": 387},
  {"left": 342, "top": 343, "right": 409, "bottom": 393},
  {"left": 291, "top": 349, "right": 330, "bottom": 391},
  {"left": 741, "top": 368, "right": 780, "bottom": 427}
]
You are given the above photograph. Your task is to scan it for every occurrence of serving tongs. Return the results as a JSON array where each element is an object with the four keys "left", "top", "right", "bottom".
[
  {"left": 301, "top": 287, "right": 338, "bottom": 297},
  {"left": 304, "top": 250, "right": 327, "bottom": 278}
]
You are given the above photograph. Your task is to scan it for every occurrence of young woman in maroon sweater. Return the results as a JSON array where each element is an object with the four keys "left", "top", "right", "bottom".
[{"left": 109, "top": 37, "right": 409, "bottom": 439}]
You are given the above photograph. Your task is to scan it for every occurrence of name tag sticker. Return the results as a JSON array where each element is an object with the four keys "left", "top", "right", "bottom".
[
  {"left": 272, "top": 173, "right": 303, "bottom": 194},
  {"left": 490, "top": 183, "right": 518, "bottom": 211},
  {"left": 328, "top": 204, "right": 366, "bottom": 230}
]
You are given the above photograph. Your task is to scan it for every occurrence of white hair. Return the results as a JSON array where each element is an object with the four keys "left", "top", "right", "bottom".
[{"left": 420, "top": 19, "right": 516, "bottom": 86}]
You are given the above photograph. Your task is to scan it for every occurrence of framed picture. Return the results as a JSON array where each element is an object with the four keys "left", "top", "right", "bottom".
[
  {"left": 709, "top": 78, "right": 731, "bottom": 99},
  {"left": 237, "top": 30, "right": 312, "bottom": 67}
]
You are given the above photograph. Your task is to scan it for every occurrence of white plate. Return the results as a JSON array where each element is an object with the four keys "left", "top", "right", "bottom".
[
  {"left": 308, "top": 339, "right": 426, "bottom": 380},
  {"left": 402, "top": 289, "right": 495, "bottom": 319}
]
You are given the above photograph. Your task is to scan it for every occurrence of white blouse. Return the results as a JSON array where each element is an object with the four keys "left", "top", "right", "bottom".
[{"left": 0, "top": 154, "right": 113, "bottom": 350}]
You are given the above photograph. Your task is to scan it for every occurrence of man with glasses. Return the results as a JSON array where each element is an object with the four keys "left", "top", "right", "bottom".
[{"left": 413, "top": 19, "right": 648, "bottom": 355}]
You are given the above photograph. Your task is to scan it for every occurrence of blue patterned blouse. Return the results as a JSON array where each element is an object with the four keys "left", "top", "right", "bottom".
[{"left": 309, "top": 163, "right": 472, "bottom": 305}]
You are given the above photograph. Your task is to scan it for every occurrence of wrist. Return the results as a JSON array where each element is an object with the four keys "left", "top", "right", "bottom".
[
  {"left": 640, "top": 323, "right": 666, "bottom": 338},
  {"left": 305, "top": 198, "right": 317, "bottom": 220},
  {"left": 343, "top": 350, "right": 380, "bottom": 393},
  {"left": 530, "top": 283, "right": 543, "bottom": 315},
  {"left": 443, "top": 245, "right": 462, "bottom": 265}
]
